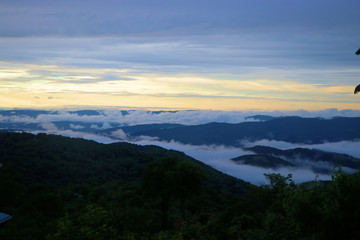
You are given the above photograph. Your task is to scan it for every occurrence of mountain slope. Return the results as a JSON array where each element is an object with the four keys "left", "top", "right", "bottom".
[
  {"left": 0, "top": 131, "right": 250, "bottom": 191},
  {"left": 232, "top": 154, "right": 295, "bottom": 169},
  {"left": 0, "top": 131, "right": 252, "bottom": 239},
  {"left": 237, "top": 145, "right": 360, "bottom": 174},
  {"left": 129, "top": 117, "right": 360, "bottom": 145}
]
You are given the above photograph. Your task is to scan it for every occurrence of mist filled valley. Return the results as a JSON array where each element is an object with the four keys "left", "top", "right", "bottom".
[
  {"left": 1, "top": 109, "right": 360, "bottom": 239},
  {"left": 2, "top": 109, "right": 359, "bottom": 184},
  {"left": 2, "top": 0, "right": 360, "bottom": 239}
]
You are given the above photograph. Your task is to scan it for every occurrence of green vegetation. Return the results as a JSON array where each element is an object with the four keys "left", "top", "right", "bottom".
[
  {"left": 232, "top": 154, "right": 295, "bottom": 169},
  {"left": 1, "top": 132, "right": 360, "bottom": 239}
]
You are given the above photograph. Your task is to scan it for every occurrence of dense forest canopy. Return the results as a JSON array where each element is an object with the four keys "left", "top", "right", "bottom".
[{"left": 1, "top": 132, "right": 360, "bottom": 239}]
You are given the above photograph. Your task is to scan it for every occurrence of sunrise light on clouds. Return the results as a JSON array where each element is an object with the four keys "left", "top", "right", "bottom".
[{"left": 1, "top": 0, "right": 360, "bottom": 111}]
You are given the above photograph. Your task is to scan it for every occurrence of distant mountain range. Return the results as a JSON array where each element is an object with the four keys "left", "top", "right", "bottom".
[
  {"left": 2, "top": 110, "right": 360, "bottom": 181},
  {"left": 232, "top": 154, "right": 295, "bottom": 169},
  {"left": 126, "top": 117, "right": 360, "bottom": 145},
  {"left": 1, "top": 110, "right": 360, "bottom": 146},
  {"left": 232, "top": 145, "right": 360, "bottom": 174}
]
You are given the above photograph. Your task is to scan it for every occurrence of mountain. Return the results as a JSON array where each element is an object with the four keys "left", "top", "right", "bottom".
[
  {"left": 1, "top": 132, "right": 360, "bottom": 239},
  {"left": 232, "top": 154, "right": 295, "bottom": 169},
  {"left": 0, "top": 110, "right": 186, "bottom": 135},
  {"left": 245, "top": 115, "right": 277, "bottom": 121},
  {"left": 0, "top": 131, "right": 252, "bottom": 239},
  {"left": 2, "top": 110, "right": 360, "bottom": 146},
  {"left": 0, "top": 109, "right": 51, "bottom": 118},
  {"left": 236, "top": 145, "right": 360, "bottom": 174},
  {"left": 103, "top": 123, "right": 186, "bottom": 135},
  {"left": 129, "top": 117, "right": 360, "bottom": 145},
  {"left": 0, "top": 131, "right": 250, "bottom": 191}
]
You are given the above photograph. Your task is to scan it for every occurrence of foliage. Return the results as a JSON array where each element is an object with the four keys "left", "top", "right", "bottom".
[
  {"left": 1, "top": 132, "right": 360, "bottom": 239},
  {"left": 142, "top": 157, "right": 208, "bottom": 229}
]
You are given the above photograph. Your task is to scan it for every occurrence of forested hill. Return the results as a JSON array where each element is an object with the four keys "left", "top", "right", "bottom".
[
  {"left": 0, "top": 131, "right": 250, "bottom": 239},
  {"left": 0, "top": 131, "right": 249, "bottom": 191},
  {"left": 128, "top": 117, "right": 360, "bottom": 145},
  {"left": 232, "top": 145, "right": 360, "bottom": 174},
  {"left": 1, "top": 132, "right": 360, "bottom": 239}
]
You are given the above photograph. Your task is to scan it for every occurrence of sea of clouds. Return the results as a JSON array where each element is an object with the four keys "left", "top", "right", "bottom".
[
  {"left": 2, "top": 108, "right": 360, "bottom": 125},
  {"left": 28, "top": 126, "right": 360, "bottom": 185},
  {"left": 2, "top": 108, "right": 360, "bottom": 185}
]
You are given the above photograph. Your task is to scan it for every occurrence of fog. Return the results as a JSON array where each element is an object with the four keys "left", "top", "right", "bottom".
[
  {"left": 2, "top": 108, "right": 360, "bottom": 126},
  {"left": 244, "top": 139, "right": 360, "bottom": 158},
  {"left": 25, "top": 125, "right": 360, "bottom": 185},
  {"left": 131, "top": 138, "right": 334, "bottom": 185}
]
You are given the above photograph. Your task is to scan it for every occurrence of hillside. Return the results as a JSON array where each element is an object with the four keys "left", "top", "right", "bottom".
[
  {"left": 0, "top": 132, "right": 249, "bottom": 191},
  {"left": 1, "top": 132, "right": 360, "bottom": 239},
  {"left": 232, "top": 154, "right": 295, "bottom": 169},
  {"left": 128, "top": 117, "right": 360, "bottom": 145},
  {"left": 0, "top": 132, "right": 250, "bottom": 239},
  {"left": 241, "top": 145, "right": 360, "bottom": 174}
]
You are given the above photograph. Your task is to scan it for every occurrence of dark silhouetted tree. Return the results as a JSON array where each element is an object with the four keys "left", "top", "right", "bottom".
[
  {"left": 355, "top": 49, "right": 360, "bottom": 94},
  {"left": 142, "top": 157, "right": 208, "bottom": 230}
]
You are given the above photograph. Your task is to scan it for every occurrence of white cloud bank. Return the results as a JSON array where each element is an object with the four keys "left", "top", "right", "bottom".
[
  {"left": 130, "top": 139, "right": 341, "bottom": 185},
  {"left": 2, "top": 108, "right": 360, "bottom": 126},
  {"left": 244, "top": 139, "right": 360, "bottom": 158},
  {"left": 3, "top": 109, "right": 359, "bottom": 185},
  {"left": 24, "top": 127, "right": 359, "bottom": 185}
]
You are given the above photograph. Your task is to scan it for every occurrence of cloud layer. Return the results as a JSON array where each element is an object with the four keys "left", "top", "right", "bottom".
[
  {"left": 22, "top": 127, "right": 358, "bottom": 185},
  {"left": 3, "top": 108, "right": 358, "bottom": 185},
  {"left": 2, "top": 109, "right": 360, "bottom": 126},
  {"left": 1, "top": 1, "right": 360, "bottom": 110}
]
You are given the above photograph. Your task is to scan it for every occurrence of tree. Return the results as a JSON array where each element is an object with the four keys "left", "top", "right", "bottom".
[
  {"left": 142, "top": 157, "right": 208, "bottom": 230},
  {"left": 354, "top": 49, "right": 360, "bottom": 94},
  {"left": 48, "top": 204, "right": 119, "bottom": 240}
]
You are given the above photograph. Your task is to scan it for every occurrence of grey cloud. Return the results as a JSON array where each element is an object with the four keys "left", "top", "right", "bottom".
[
  {"left": 69, "top": 124, "right": 85, "bottom": 130},
  {"left": 100, "top": 75, "right": 135, "bottom": 81},
  {"left": 30, "top": 129, "right": 116, "bottom": 144},
  {"left": 90, "top": 122, "right": 112, "bottom": 130},
  {"left": 2, "top": 109, "right": 360, "bottom": 125},
  {"left": 2, "top": 1, "right": 360, "bottom": 95},
  {"left": 111, "top": 129, "right": 127, "bottom": 140},
  {"left": 1, "top": 34, "right": 359, "bottom": 81},
  {"left": 244, "top": 139, "right": 360, "bottom": 158},
  {"left": 1, "top": 0, "right": 359, "bottom": 37},
  {"left": 39, "top": 122, "right": 58, "bottom": 131},
  {"left": 3, "top": 107, "right": 359, "bottom": 184},
  {"left": 130, "top": 138, "right": 333, "bottom": 185},
  {"left": 20, "top": 126, "right": 343, "bottom": 185}
]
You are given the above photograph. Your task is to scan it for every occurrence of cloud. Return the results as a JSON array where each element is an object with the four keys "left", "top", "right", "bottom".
[
  {"left": 3, "top": 108, "right": 358, "bottom": 185},
  {"left": 17, "top": 121, "right": 333, "bottom": 185},
  {"left": 1, "top": 0, "right": 359, "bottom": 37},
  {"left": 244, "top": 139, "right": 360, "bottom": 158},
  {"left": 130, "top": 138, "right": 332, "bottom": 185},
  {"left": 1, "top": 1, "right": 360, "bottom": 111},
  {"left": 2, "top": 109, "right": 360, "bottom": 126},
  {"left": 90, "top": 122, "right": 112, "bottom": 130},
  {"left": 7, "top": 113, "right": 355, "bottom": 185},
  {"left": 1, "top": 34, "right": 360, "bottom": 111},
  {"left": 30, "top": 129, "right": 116, "bottom": 144},
  {"left": 69, "top": 123, "right": 84, "bottom": 130},
  {"left": 111, "top": 129, "right": 127, "bottom": 140},
  {"left": 39, "top": 122, "right": 58, "bottom": 131}
]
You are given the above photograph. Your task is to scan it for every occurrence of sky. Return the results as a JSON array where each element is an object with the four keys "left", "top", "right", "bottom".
[{"left": 1, "top": 0, "right": 360, "bottom": 111}]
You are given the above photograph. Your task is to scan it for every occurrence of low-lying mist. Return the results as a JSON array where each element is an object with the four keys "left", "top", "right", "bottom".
[
  {"left": 26, "top": 127, "right": 359, "bottom": 185},
  {"left": 131, "top": 138, "right": 334, "bottom": 185}
]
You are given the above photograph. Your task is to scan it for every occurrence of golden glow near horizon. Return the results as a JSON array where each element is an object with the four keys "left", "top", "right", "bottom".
[
  {"left": 1, "top": 0, "right": 360, "bottom": 112},
  {"left": 1, "top": 61, "right": 359, "bottom": 111}
]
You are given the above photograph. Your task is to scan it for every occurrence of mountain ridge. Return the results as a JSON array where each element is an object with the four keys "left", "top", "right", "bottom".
[{"left": 128, "top": 117, "right": 360, "bottom": 145}]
